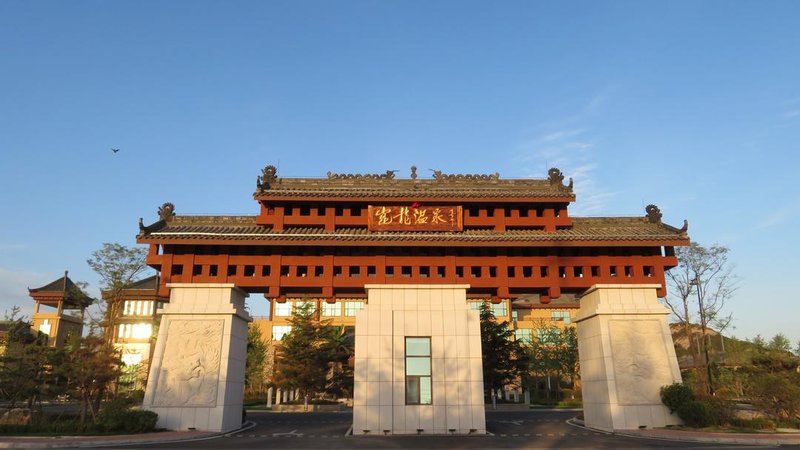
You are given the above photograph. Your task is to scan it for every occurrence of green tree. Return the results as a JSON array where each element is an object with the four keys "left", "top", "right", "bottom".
[
  {"left": 87, "top": 243, "right": 149, "bottom": 343},
  {"left": 63, "top": 334, "right": 123, "bottom": 425},
  {"left": 323, "top": 325, "right": 354, "bottom": 398},
  {"left": 272, "top": 302, "right": 335, "bottom": 401},
  {"left": 767, "top": 333, "right": 792, "bottom": 353},
  {"left": 524, "top": 324, "right": 579, "bottom": 400},
  {"left": 479, "top": 302, "right": 529, "bottom": 401},
  {"left": 245, "top": 325, "right": 269, "bottom": 396},
  {"left": 0, "top": 313, "right": 67, "bottom": 410}
]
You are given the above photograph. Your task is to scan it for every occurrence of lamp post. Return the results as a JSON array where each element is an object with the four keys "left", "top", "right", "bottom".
[{"left": 689, "top": 277, "right": 715, "bottom": 396}]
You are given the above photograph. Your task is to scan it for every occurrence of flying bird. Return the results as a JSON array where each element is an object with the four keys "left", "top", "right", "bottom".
[{"left": 111, "top": 148, "right": 120, "bottom": 153}]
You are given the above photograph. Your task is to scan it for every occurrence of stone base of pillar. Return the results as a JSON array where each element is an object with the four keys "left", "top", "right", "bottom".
[
  {"left": 142, "top": 284, "right": 251, "bottom": 432},
  {"left": 576, "top": 284, "right": 682, "bottom": 431}
]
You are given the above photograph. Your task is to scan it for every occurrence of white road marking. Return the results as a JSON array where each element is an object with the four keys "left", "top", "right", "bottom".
[{"left": 272, "top": 429, "right": 304, "bottom": 437}]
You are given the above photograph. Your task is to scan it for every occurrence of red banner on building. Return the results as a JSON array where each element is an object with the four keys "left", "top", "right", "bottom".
[{"left": 368, "top": 205, "right": 463, "bottom": 231}]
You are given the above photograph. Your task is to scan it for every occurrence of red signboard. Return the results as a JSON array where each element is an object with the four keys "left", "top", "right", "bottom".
[{"left": 368, "top": 205, "right": 463, "bottom": 231}]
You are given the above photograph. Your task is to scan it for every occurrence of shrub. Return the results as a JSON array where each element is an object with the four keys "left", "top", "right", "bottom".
[
  {"left": 677, "top": 400, "right": 715, "bottom": 428},
  {"left": 729, "top": 417, "right": 776, "bottom": 430},
  {"left": 97, "top": 396, "right": 158, "bottom": 433},
  {"left": 121, "top": 410, "right": 158, "bottom": 433},
  {"left": 660, "top": 383, "right": 694, "bottom": 414}
]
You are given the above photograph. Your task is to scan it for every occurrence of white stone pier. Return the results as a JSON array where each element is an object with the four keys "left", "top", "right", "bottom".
[
  {"left": 576, "top": 284, "right": 682, "bottom": 431},
  {"left": 352, "top": 284, "right": 486, "bottom": 435},
  {"left": 142, "top": 283, "right": 251, "bottom": 432}
]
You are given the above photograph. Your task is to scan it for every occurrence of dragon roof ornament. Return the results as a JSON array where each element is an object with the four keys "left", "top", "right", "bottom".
[
  {"left": 257, "top": 165, "right": 278, "bottom": 191},
  {"left": 645, "top": 204, "right": 663, "bottom": 224},
  {"left": 139, "top": 202, "right": 175, "bottom": 234},
  {"left": 548, "top": 167, "right": 573, "bottom": 191},
  {"left": 646, "top": 204, "right": 689, "bottom": 234},
  {"left": 158, "top": 202, "right": 176, "bottom": 222}
]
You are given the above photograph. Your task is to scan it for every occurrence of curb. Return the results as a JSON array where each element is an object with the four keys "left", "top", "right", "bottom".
[
  {"left": 566, "top": 417, "right": 800, "bottom": 446},
  {"left": 0, "top": 421, "right": 257, "bottom": 449}
]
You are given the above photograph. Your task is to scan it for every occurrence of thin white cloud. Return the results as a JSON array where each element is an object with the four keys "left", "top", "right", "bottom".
[
  {"left": 757, "top": 202, "right": 799, "bottom": 228},
  {"left": 512, "top": 89, "right": 618, "bottom": 213}
]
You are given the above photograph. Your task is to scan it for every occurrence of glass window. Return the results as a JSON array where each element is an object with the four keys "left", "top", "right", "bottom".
[
  {"left": 490, "top": 301, "right": 507, "bottom": 317},
  {"left": 516, "top": 328, "right": 532, "bottom": 344},
  {"left": 405, "top": 337, "right": 432, "bottom": 405},
  {"left": 467, "top": 301, "right": 483, "bottom": 311},
  {"left": 321, "top": 301, "right": 340, "bottom": 317},
  {"left": 272, "top": 325, "right": 291, "bottom": 341},
  {"left": 344, "top": 301, "right": 364, "bottom": 316},
  {"left": 274, "top": 302, "right": 292, "bottom": 317},
  {"left": 550, "top": 310, "right": 572, "bottom": 324}
]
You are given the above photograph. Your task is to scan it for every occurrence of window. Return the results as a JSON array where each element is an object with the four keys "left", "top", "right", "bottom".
[
  {"left": 515, "top": 328, "right": 532, "bottom": 344},
  {"left": 490, "top": 301, "right": 507, "bottom": 317},
  {"left": 551, "top": 310, "right": 571, "bottom": 324},
  {"left": 272, "top": 325, "right": 291, "bottom": 341},
  {"left": 467, "top": 301, "right": 484, "bottom": 311},
  {"left": 322, "top": 302, "right": 340, "bottom": 317},
  {"left": 344, "top": 301, "right": 364, "bottom": 316},
  {"left": 274, "top": 302, "right": 292, "bottom": 317},
  {"left": 405, "top": 337, "right": 432, "bottom": 405}
]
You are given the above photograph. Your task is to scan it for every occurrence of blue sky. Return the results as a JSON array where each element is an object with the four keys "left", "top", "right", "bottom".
[{"left": 1, "top": 1, "right": 798, "bottom": 344}]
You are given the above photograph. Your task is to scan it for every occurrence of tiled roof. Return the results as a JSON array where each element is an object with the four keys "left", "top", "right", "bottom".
[
  {"left": 29, "top": 274, "right": 93, "bottom": 307},
  {"left": 30, "top": 275, "right": 81, "bottom": 294},
  {"left": 125, "top": 275, "right": 159, "bottom": 290},
  {"left": 255, "top": 177, "right": 575, "bottom": 199},
  {"left": 138, "top": 215, "right": 688, "bottom": 244}
]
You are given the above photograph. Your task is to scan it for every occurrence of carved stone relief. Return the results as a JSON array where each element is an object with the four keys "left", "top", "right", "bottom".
[
  {"left": 152, "top": 319, "right": 223, "bottom": 407},
  {"left": 609, "top": 320, "right": 673, "bottom": 405}
]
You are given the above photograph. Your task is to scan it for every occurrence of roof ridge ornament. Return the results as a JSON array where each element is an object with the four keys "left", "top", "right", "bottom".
[
  {"left": 257, "top": 165, "right": 278, "bottom": 191},
  {"left": 158, "top": 202, "right": 176, "bottom": 222},
  {"left": 327, "top": 170, "right": 397, "bottom": 180},
  {"left": 548, "top": 167, "right": 573, "bottom": 191},
  {"left": 430, "top": 170, "right": 500, "bottom": 182},
  {"left": 645, "top": 204, "right": 662, "bottom": 223}
]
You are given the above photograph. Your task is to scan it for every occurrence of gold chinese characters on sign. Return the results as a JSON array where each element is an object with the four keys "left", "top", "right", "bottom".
[{"left": 368, "top": 205, "right": 463, "bottom": 231}]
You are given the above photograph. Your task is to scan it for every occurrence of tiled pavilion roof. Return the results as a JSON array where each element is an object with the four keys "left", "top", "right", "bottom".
[
  {"left": 28, "top": 273, "right": 94, "bottom": 307},
  {"left": 253, "top": 166, "right": 576, "bottom": 200}
]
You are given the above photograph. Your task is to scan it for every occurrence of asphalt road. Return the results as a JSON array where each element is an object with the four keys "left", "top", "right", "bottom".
[{"left": 123, "top": 410, "right": 786, "bottom": 450}]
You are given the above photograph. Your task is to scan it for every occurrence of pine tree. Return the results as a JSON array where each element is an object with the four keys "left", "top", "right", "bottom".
[
  {"left": 245, "top": 325, "right": 269, "bottom": 396},
  {"left": 479, "top": 302, "right": 529, "bottom": 400},
  {"left": 272, "top": 302, "right": 335, "bottom": 400}
]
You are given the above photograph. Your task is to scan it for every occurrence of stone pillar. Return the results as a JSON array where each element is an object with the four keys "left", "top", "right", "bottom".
[
  {"left": 267, "top": 387, "right": 273, "bottom": 408},
  {"left": 276, "top": 388, "right": 282, "bottom": 405},
  {"left": 143, "top": 284, "right": 251, "bottom": 432},
  {"left": 524, "top": 389, "right": 530, "bottom": 405},
  {"left": 352, "top": 284, "right": 485, "bottom": 435},
  {"left": 576, "top": 284, "right": 682, "bottom": 432}
]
